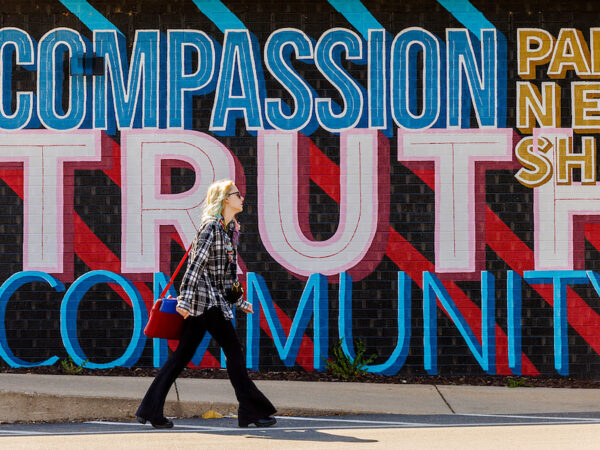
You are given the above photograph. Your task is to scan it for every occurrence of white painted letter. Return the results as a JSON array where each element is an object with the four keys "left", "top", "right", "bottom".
[
  {"left": 533, "top": 128, "right": 600, "bottom": 270},
  {"left": 257, "top": 130, "right": 389, "bottom": 279},
  {"left": 121, "top": 131, "right": 236, "bottom": 273},
  {"left": 398, "top": 130, "right": 513, "bottom": 273},
  {"left": 0, "top": 131, "right": 102, "bottom": 274}
]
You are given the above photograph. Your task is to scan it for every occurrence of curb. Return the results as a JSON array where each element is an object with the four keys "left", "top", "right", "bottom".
[
  {"left": 0, "top": 391, "right": 233, "bottom": 424},
  {"left": 0, "top": 391, "right": 350, "bottom": 424}
]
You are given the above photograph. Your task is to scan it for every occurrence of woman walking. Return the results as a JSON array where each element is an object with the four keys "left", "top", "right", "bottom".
[{"left": 136, "top": 179, "right": 277, "bottom": 429}]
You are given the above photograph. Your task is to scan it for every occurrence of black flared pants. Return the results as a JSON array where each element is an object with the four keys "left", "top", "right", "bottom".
[{"left": 136, "top": 306, "right": 276, "bottom": 425}]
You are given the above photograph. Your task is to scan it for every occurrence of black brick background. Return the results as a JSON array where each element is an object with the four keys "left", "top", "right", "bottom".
[{"left": 1, "top": 0, "right": 600, "bottom": 378}]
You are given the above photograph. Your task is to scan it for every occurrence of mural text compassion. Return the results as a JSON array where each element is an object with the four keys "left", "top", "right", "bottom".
[{"left": 0, "top": 27, "right": 504, "bottom": 134}]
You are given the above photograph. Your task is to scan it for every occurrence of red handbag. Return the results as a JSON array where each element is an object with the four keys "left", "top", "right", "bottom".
[
  {"left": 144, "top": 298, "right": 184, "bottom": 339},
  {"left": 144, "top": 242, "right": 193, "bottom": 340}
]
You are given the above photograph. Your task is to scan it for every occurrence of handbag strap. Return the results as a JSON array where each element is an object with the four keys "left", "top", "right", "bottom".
[{"left": 159, "top": 240, "right": 194, "bottom": 299}]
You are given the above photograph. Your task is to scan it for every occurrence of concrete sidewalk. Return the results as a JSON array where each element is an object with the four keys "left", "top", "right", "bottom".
[{"left": 2, "top": 373, "right": 600, "bottom": 423}]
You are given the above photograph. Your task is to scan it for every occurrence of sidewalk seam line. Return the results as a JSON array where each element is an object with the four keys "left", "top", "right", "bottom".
[{"left": 433, "top": 384, "right": 455, "bottom": 414}]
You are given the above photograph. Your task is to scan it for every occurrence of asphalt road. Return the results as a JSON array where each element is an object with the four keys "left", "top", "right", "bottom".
[{"left": 2, "top": 413, "right": 600, "bottom": 449}]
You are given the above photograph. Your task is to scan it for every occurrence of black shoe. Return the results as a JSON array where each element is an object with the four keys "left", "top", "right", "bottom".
[
  {"left": 239, "top": 417, "right": 277, "bottom": 428},
  {"left": 137, "top": 416, "right": 174, "bottom": 429}
]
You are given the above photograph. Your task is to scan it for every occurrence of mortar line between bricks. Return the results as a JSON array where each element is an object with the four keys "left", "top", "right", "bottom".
[{"left": 434, "top": 384, "right": 455, "bottom": 414}]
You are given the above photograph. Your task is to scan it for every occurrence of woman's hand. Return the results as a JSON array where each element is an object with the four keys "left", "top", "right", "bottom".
[
  {"left": 176, "top": 306, "right": 190, "bottom": 319},
  {"left": 239, "top": 301, "right": 253, "bottom": 314}
]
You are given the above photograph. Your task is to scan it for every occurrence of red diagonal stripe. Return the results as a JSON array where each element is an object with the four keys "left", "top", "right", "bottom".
[
  {"left": 0, "top": 168, "right": 23, "bottom": 198},
  {"left": 120, "top": 135, "right": 314, "bottom": 369},
  {"left": 0, "top": 135, "right": 313, "bottom": 371},
  {"left": 489, "top": 211, "right": 600, "bottom": 356},
  {"left": 398, "top": 158, "right": 600, "bottom": 372},
  {"left": 0, "top": 159, "right": 224, "bottom": 367},
  {"left": 309, "top": 140, "right": 539, "bottom": 375}
]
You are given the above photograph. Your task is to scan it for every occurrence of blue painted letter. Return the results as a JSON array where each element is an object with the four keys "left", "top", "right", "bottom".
[
  {"left": 524, "top": 270, "right": 589, "bottom": 376},
  {"left": 246, "top": 272, "right": 328, "bottom": 371}
]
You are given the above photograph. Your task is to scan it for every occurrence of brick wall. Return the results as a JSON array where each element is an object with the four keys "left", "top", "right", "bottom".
[{"left": 0, "top": 0, "right": 599, "bottom": 378}]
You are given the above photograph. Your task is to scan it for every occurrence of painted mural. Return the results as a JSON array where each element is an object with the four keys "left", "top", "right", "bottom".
[{"left": 1, "top": 0, "right": 600, "bottom": 378}]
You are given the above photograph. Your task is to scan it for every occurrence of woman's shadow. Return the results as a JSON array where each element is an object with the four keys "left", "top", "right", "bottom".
[{"left": 242, "top": 428, "right": 378, "bottom": 444}]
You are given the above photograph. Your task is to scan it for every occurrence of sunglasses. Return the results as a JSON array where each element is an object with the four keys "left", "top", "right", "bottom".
[{"left": 227, "top": 191, "right": 242, "bottom": 199}]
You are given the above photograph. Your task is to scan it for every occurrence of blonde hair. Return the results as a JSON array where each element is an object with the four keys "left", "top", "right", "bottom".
[{"left": 201, "top": 179, "right": 235, "bottom": 223}]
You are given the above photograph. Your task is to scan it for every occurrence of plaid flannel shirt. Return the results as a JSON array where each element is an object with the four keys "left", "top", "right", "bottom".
[{"left": 177, "top": 217, "right": 242, "bottom": 319}]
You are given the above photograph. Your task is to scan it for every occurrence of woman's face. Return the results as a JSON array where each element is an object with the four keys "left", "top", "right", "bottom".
[{"left": 224, "top": 185, "right": 244, "bottom": 213}]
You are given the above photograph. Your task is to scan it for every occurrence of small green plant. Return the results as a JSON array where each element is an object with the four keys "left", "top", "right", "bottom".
[
  {"left": 507, "top": 377, "right": 532, "bottom": 388},
  {"left": 326, "top": 338, "right": 377, "bottom": 381},
  {"left": 60, "top": 355, "right": 88, "bottom": 375}
]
